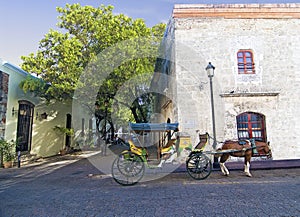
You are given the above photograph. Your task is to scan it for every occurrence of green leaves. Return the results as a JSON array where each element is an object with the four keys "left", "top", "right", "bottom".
[
  {"left": 20, "top": 3, "right": 166, "bottom": 122},
  {"left": 21, "top": 29, "right": 85, "bottom": 100}
]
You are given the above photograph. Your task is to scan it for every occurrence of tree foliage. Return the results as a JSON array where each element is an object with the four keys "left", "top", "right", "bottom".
[{"left": 20, "top": 3, "right": 166, "bottom": 127}]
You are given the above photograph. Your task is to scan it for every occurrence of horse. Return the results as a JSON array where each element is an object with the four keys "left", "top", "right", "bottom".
[{"left": 216, "top": 140, "right": 272, "bottom": 177}]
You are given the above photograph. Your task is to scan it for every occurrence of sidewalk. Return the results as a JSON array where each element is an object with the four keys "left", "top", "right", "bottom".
[
  {"left": 224, "top": 158, "right": 300, "bottom": 170},
  {"left": 175, "top": 158, "right": 300, "bottom": 173},
  {"left": 0, "top": 150, "right": 99, "bottom": 171},
  {"left": 2, "top": 150, "right": 300, "bottom": 173}
]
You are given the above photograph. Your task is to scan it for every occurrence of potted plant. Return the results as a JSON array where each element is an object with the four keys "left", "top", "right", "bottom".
[{"left": 0, "top": 139, "right": 16, "bottom": 168}]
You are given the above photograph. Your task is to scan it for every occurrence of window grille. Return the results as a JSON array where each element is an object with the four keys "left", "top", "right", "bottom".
[
  {"left": 236, "top": 112, "right": 266, "bottom": 142},
  {"left": 237, "top": 50, "right": 255, "bottom": 74}
]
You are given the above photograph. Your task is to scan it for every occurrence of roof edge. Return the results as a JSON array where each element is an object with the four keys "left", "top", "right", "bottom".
[
  {"left": 2, "top": 61, "right": 29, "bottom": 77},
  {"left": 173, "top": 3, "right": 300, "bottom": 19},
  {"left": 174, "top": 3, "right": 300, "bottom": 9}
]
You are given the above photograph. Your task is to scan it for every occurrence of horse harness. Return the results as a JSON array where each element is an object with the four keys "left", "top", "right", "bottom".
[{"left": 207, "top": 133, "right": 271, "bottom": 157}]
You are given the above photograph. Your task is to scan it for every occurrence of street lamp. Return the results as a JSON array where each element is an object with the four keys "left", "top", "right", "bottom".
[{"left": 206, "top": 62, "right": 219, "bottom": 168}]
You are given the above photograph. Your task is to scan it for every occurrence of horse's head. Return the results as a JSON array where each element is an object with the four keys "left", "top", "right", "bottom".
[
  {"left": 263, "top": 141, "right": 272, "bottom": 159},
  {"left": 255, "top": 141, "right": 272, "bottom": 158}
]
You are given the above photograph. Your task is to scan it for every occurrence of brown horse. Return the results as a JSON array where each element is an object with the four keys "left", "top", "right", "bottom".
[{"left": 217, "top": 140, "right": 272, "bottom": 177}]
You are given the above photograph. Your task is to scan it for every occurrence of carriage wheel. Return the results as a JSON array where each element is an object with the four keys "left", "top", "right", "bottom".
[
  {"left": 111, "top": 152, "right": 145, "bottom": 186},
  {"left": 186, "top": 152, "right": 212, "bottom": 180}
]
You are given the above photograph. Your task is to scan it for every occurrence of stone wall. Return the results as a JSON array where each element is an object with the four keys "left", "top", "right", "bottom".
[{"left": 166, "top": 4, "right": 300, "bottom": 159}]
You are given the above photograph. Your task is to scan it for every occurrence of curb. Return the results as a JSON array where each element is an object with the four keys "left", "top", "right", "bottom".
[{"left": 175, "top": 159, "right": 300, "bottom": 173}]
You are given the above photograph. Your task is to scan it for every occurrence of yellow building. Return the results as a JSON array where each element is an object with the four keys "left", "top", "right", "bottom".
[{"left": 0, "top": 59, "right": 76, "bottom": 158}]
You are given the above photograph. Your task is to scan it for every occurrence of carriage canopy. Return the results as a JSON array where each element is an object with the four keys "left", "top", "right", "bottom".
[{"left": 129, "top": 123, "right": 179, "bottom": 132}]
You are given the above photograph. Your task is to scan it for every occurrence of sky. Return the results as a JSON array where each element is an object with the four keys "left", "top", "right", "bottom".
[{"left": 0, "top": 0, "right": 298, "bottom": 66}]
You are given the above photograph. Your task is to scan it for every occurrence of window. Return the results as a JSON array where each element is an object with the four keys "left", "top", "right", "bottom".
[
  {"left": 236, "top": 112, "right": 266, "bottom": 142},
  {"left": 237, "top": 50, "right": 255, "bottom": 74}
]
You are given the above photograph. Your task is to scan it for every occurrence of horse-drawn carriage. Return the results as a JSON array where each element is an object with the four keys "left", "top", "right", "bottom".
[
  {"left": 111, "top": 122, "right": 272, "bottom": 186},
  {"left": 111, "top": 122, "right": 182, "bottom": 186}
]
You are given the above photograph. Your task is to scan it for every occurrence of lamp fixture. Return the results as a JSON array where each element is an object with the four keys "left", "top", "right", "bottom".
[
  {"left": 40, "top": 112, "right": 48, "bottom": 119},
  {"left": 206, "top": 62, "right": 215, "bottom": 77},
  {"left": 36, "top": 112, "right": 48, "bottom": 120},
  {"left": 12, "top": 107, "right": 18, "bottom": 116}
]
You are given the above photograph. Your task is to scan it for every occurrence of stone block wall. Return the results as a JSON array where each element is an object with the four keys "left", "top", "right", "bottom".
[{"left": 165, "top": 4, "right": 300, "bottom": 159}]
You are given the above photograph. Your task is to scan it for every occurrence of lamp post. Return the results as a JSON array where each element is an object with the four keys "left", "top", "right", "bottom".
[{"left": 206, "top": 62, "right": 219, "bottom": 168}]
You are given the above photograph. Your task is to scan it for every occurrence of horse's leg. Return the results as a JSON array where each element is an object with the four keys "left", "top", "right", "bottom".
[
  {"left": 166, "top": 152, "right": 176, "bottom": 163},
  {"left": 157, "top": 158, "right": 165, "bottom": 167},
  {"left": 244, "top": 152, "right": 252, "bottom": 177},
  {"left": 220, "top": 154, "right": 230, "bottom": 176},
  {"left": 157, "top": 154, "right": 167, "bottom": 167}
]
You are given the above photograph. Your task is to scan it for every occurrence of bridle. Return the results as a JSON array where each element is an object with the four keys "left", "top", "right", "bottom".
[
  {"left": 256, "top": 144, "right": 272, "bottom": 159},
  {"left": 265, "top": 149, "right": 272, "bottom": 159}
]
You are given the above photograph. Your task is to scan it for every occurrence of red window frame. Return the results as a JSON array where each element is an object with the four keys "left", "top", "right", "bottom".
[
  {"left": 236, "top": 112, "right": 266, "bottom": 142},
  {"left": 237, "top": 50, "right": 255, "bottom": 74}
]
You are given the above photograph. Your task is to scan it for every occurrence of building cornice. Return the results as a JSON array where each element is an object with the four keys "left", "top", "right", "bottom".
[
  {"left": 220, "top": 92, "right": 280, "bottom": 98},
  {"left": 173, "top": 4, "right": 300, "bottom": 19}
]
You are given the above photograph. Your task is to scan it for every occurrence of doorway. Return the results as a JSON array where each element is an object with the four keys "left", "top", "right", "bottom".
[
  {"left": 65, "top": 114, "right": 72, "bottom": 148},
  {"left": 16, "top": 100, "right": 34, "bottom": 152}
]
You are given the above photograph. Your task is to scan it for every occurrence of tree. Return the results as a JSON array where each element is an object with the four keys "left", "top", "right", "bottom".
[{"left": 20, "top": 3, "right": 166, "bottom": 141}]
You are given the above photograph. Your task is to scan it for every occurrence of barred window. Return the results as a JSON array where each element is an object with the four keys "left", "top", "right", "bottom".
[
  {"left": 237, "top": 50, "right": 255, "bottom": 74},
  {"left": 236, "top": 112, "right": 266, "bottom": 142}
]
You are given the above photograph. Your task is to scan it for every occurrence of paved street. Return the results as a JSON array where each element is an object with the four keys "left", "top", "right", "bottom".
[{"left": 0, "top": 154, "right": 299, "bottom": 217}]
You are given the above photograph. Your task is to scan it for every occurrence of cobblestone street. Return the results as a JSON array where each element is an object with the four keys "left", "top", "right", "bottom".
[{"left": 0, "top": 155, "right": 299, "bottom": 217}]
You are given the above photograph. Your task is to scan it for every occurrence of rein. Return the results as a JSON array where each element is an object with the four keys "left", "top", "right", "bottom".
[
  {"left": 254, "top": 144, "right": 272, "bottom": 157},
  {"left": 207, "top": 134, "right": 224, "bottom": 144}
]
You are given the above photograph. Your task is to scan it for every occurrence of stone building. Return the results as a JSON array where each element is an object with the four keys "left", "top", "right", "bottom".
[{"left": 153, "top": 4, "right": 300, "bottom": 160}]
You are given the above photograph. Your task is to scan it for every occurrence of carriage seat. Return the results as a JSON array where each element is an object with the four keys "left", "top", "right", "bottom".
[
  {"left": 194, "top": 133, "right": 209, "bottom": 151},
  {"left": 128, "top": 140, "right": 146, "bottom": 156},
  {"left": 161, "top": 139, "right": 176, "bottom": 154}
]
